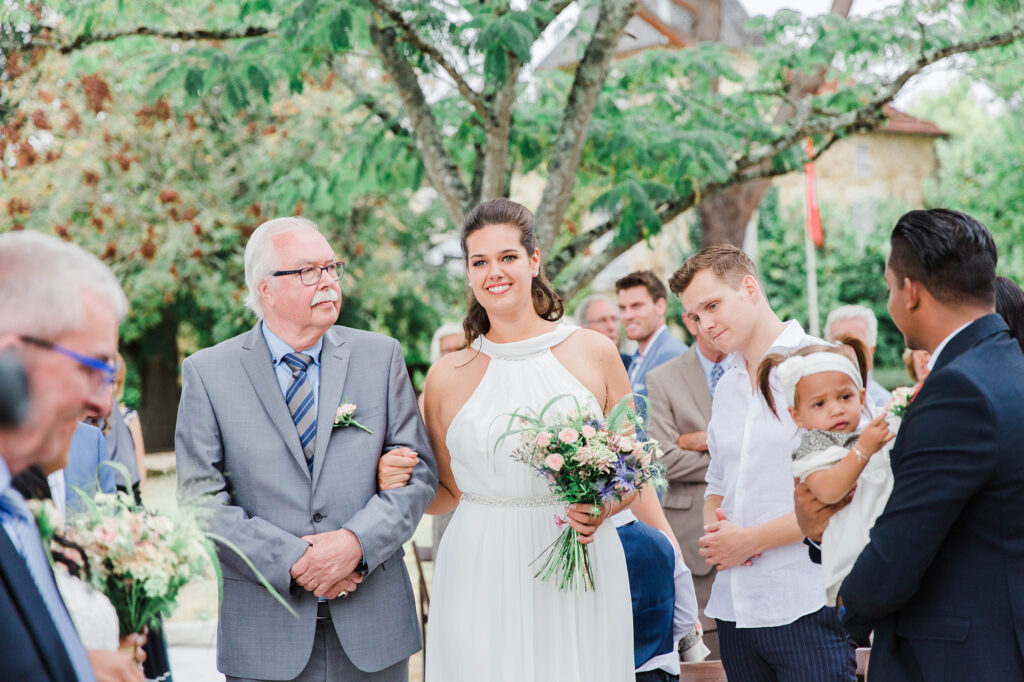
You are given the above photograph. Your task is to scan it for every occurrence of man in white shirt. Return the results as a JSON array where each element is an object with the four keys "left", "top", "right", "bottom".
[{"left": 668, "top": 245, "right": 856, "bottom": 681}]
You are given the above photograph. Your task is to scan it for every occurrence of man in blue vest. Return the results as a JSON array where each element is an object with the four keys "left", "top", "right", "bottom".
[{"left": 612, "top": 509, "right": 702, "bottom": 681}]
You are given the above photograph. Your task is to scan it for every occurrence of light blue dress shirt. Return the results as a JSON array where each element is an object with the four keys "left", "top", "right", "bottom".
[{"left": 261, "top": 321, "right": 324, "bottom": 414}]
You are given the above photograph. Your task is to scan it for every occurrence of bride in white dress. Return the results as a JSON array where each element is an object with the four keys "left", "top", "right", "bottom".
[{"left": 380, "top": 199, "right": 679, "bottom": 681}]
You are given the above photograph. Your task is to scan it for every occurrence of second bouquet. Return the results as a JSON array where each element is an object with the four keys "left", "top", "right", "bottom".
[{"left": 498, "top": 394, "right": 665, "bottom": 593}]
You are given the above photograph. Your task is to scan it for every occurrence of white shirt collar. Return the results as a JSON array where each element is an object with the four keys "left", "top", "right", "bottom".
[
  {"left": 637, "top": 325, "right": 668, "bottom": 358},
  {"left": 926, "top": 321, "right": 973, "bottom": 371},
  {"left": 610, "top": 509, "right": 638, "bottom": 528},
  {"left": 731, "top": 319, "right": 808, "bottom": 372}
]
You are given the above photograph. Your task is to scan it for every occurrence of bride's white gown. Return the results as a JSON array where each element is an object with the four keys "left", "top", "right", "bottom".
[{"left": 425, "top": 326, "right": 634, "bottom": 681}]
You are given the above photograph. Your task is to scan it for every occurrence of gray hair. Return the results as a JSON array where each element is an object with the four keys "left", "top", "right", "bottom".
[
  {"left": 0, "top": 231, "right": 127, "bottom": 339},
  {"left": 825, "top": 304, "right": 878, "bottom": 347},
  {"left": 244, "top": 216, "right": 320, "bottom": 319},
  {"left": 574, "top": 294, "right": 617, "bottom": 326},
  {"left": 429, "top": 322, "right": 464, "bottom": 364}
]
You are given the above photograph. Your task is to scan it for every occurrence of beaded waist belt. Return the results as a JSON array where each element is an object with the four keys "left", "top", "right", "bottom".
[{"left": 460, "top": 492, "right": 561, "bottom": 508}]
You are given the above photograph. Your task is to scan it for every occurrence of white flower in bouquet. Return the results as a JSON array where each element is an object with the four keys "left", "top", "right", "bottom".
[{"left": 498, "top": 393, "right": 667, "bottom": 592}]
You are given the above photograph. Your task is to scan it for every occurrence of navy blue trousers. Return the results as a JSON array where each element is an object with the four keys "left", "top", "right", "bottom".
[{"left": 716, "top": 606, "right": 856, "bottom": 681}]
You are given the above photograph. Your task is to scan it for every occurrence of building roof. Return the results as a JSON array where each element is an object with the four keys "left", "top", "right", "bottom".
[
  {"left": 536, "top": 0, "right": 755, "bottom": 70},
  {"left": 880, "top": 104, "right": 947, "bottom": 137}
]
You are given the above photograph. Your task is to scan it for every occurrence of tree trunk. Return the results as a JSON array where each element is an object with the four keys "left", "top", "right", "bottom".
[
  {"left": 696, "top": 0, "right": 852, "bottom": 249},
  {"left": 698, "top": 178, "right": 770, "bottom": 247},
  {"left": 134, "top": 313, "right": 180, "bottom": 452}
]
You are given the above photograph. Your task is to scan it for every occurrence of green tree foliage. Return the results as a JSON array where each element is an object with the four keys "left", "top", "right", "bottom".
[
  {"left": 3, "top": 0, "right": 1023, "bottom": 441},
  {"left": 6, "top": 1, "right": 1022, "bottom": 297},
  {"left": 757, "top": 188, "right": 906, "bottom": 370},
  {"left": 0, "top": 39, "right": 460, "bottom": 444},
  {"left": 917, "top": 79, "right": 1024, "bottom": 282}
]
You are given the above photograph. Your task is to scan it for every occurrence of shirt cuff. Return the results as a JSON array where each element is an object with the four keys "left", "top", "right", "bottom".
[{"left": 348, "top": 529, "right": 368, "bottom": 574}]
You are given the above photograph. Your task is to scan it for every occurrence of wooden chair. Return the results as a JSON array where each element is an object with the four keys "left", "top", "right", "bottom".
[
  {"left": 410, "top": 541, "right": 433, "bottom": 676},
  {"left": 680, "top": 660, "right": 728, "bottom": 681}
]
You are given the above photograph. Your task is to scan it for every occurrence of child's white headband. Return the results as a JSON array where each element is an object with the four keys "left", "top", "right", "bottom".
[{"left": 777, "top": 352, "right": 863, "bottom": 408}]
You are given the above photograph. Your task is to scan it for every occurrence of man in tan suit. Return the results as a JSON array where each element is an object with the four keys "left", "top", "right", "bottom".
[{"left": 647, "top": 316, "right": 728, "bottom": 659}]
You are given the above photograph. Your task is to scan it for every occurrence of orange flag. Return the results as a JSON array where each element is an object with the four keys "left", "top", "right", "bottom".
[{"left": 804, "top": 138, "right": 824, "bottom": 249}]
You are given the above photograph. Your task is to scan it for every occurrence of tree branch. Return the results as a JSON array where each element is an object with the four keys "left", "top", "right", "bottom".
[
  {"left": 537, "top": 0, "right": 577, "bottom": 33},
  {"left": 480, "top": 56, "right": 521, "bottom": 200},
  {"left": 554, "top": 20, "right": 1024, "bottom": 291},
  {"left": 534, "top": 0, "right": 638, "bottom": 255},
  {"left": 551, "top": 127, "right": 844, "bottom": 299},
  {"left": 370, "top": 23, "right": 472, "bottom": 225},
  {"left": 367, "top": 0, "right": 491, "bottom": 125},
  {"left": 49, "top": 26, "right": 274, "bottom": 55},
  {"left": 735, "top": 24, "right": 1024, "bottom": 174},
  {"left": 332, "top": 63, "right": 412, "bottom": 140}
]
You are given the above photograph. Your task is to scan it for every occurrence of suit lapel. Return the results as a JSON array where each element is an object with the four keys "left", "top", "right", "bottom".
[
  {"left": 0, "top": 527, "right": 76, "bottom": 681},
  {"left": 312, "top": 327, "right": 350, "bottom": 489},
  {"left": 680, "top": 348, "right": 713, "bottom": 419},
  {"left": 930, "top": 314, "right": 1007, "bottom": 374},
  {"left": 240, "top": 325, "right": 310, "bottom": 478}
]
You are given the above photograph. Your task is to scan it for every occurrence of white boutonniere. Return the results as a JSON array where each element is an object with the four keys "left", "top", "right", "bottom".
[{"left": 334, "top": 402, "right": 372, "bottom": 433}]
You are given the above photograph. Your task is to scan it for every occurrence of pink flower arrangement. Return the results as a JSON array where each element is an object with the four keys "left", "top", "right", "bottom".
[
  {"left": 47, "top": 490, "right": 295, "bottom": 638},
  {"left": 499, "top": 394, "right": 665, "bottom": 592}
]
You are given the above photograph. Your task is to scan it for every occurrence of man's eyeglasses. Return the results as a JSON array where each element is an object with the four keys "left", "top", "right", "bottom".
[
  {"left": 272, "top": 261, "right": 346, "bottom": 287},
  {"left": 20, "top": 336, "right": 119, "bottom": 387}
]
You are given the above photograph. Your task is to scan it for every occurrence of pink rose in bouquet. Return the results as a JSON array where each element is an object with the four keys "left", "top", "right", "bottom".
[{"left": 498, "top": 394, "right": 665, "bottom": 592}]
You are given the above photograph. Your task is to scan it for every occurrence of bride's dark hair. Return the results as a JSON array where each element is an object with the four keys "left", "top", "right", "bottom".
[{"left": 461, "top": 199, "right": 563, "bottom": 348}]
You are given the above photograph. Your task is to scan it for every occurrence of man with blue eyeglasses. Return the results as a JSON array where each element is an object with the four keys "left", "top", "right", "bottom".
[{"left": 0, "top": 230, "right": 139, "bottom": 681}]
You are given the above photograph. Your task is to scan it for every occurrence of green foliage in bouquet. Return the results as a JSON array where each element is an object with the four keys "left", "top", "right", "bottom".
[{"left": 496, "top": 393, "right": 665, "bottom": 592}]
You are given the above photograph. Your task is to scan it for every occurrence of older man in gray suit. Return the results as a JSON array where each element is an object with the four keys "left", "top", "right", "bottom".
[{"left": 176, "top": 217, "right": 437, "bottom": 681}]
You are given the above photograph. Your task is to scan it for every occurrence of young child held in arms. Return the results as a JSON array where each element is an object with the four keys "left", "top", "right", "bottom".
[{"left": 758, "top": 337, "right": 896, "bottom": 606}]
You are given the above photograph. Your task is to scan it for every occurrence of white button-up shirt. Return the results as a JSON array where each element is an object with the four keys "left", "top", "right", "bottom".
[{"left": 704, "top": 320, "right": 827, "bottom": 628}]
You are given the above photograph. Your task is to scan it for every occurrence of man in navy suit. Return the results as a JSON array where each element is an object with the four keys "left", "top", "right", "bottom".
[
  {"left": 800, "top": 209, "right": 1024, "bottom": 680},
  {"left": 0, "top": 231, "right": 136, "bottom": 681}
]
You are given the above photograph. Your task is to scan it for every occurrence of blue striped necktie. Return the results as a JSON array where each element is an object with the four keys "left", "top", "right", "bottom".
[
  {"left": 710, "top": 361, "right": 725, "bottom": 397},
  {"left": 282, "top": 352, "right": 316, "bottom": 474},
  {"left": 0, "top": 489, "right": 95, "bottom": 681}
]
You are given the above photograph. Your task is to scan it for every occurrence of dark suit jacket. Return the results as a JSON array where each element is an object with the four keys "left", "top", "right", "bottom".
[
  {"left": 840, "top": 314, "right": 1024, "bottom": 680},
  {"left": 0, "top": 523, "right": 77, "bottom": 681}
]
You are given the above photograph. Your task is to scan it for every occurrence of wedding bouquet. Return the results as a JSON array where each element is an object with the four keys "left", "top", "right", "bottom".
[
  {"left": 499, "top": 394, "right": 665, "bottom": 592},
  {"left": 55, "top": 487, "right": 293, "bottom": 637},
  {"left": 59, "top": 490, "right": 211, "bottom": 637}
]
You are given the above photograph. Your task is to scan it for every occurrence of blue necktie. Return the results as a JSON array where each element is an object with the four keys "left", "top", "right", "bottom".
[
  {"left": 710, "top": 362, "right": 725, "bottom": 397},
  {"left": 628, "top": 351, "right": 643, "bottom": 387},
  {"left": 0, "top": 489, "right": 96, "bottom": 682},
  {"left": 282, "top": 352, "right": 317, "bottom": 475}
]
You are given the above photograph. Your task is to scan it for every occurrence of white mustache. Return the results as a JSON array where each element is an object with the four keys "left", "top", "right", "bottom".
[{"left": 311, "top": 289, "right": 340, "bottom": 306}]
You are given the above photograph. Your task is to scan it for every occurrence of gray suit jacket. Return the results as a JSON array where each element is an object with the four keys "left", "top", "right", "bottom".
[
  {"left": 646, "top": 346, "right": 713, "bottom": 579},
  {"left": 175, "top": 324, "right": 437, "bottom": 678}
]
